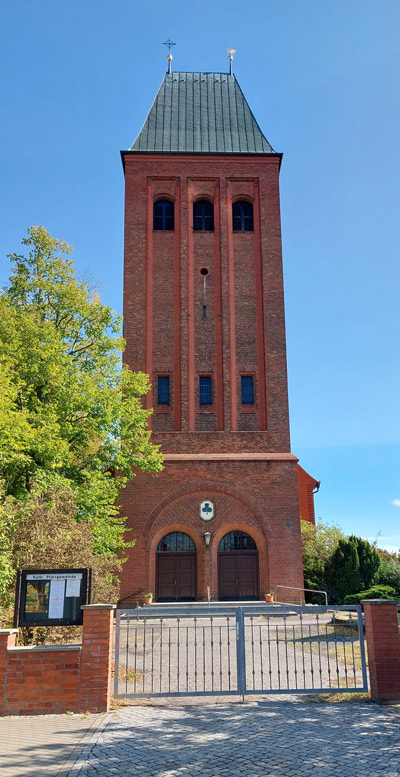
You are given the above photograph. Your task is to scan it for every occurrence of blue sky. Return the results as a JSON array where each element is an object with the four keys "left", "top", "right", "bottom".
[{"left": 1, "top": 1, "right": 399, "bottom": 550}]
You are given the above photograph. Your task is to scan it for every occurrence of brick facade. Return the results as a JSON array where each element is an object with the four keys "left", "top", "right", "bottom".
[
  {"left": 123, "top": 154, "right": 289, "bottom": 448},
  {"left": 121, "top": 457, "right": 303, "bottom": 602},
  {"left": 120, "top": 77, "right": 311, "bottom": 603}
]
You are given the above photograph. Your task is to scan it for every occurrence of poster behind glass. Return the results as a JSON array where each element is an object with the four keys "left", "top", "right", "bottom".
[{"left": 16, "top": 568, "right": 90, "bottom": 626}]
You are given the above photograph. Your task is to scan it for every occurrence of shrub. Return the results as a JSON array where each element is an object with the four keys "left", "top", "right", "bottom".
[
  {"left": 375, "top": 556, "right": 400, "bottom": 595},
  {"left": 300, "top": 519, "right": 345, "bottom": 601},
  {"left": 0, "top": 484, "right": 124, "bottom": 641},
  {"left": 344, "top": 585, "right": 398, "bottom": 604}
]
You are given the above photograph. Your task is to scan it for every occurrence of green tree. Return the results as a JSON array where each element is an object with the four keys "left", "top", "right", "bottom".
[
  {"left": 301, "top": 519, "right": 345, "bottom": 596},
  {"left": 0, "top": 359, "right": 33, "bottom": 476},
  {"left": 327, "top": 536, "right": 380, "bottom": 602},
  {"left": 0, "top": 226, "right": 163, "bottom": 560},
  {"left": 0, "top": 499, "right": 14, "bottom": 608},
  {"left": 0, "top": 483, "right": 125, "bottom": 637},
  {"left": 352, "top": 535, "right": 380, "bottom": 590},
  {"left": 327, "top": 539, "right": 361, "bottom": 601}
]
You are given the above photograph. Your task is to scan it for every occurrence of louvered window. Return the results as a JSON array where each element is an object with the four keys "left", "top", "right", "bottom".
[
  {"left": 153, "top": 200, "right": 174, "bottom": 230},
  {"left": 241, "top": 376, "right": 254, "bottom": 404},
  {"left": 199, "top": 376, "right": 212, "bottom": 405},
  {"left": 232, "top": 201, "right": 254, "bottom": 231},
  {"left": 193, "top": 200, "right": 214, "bottom": 231},
  {"left": 157, "top": 376, "right": 170, "bottom": 405}
]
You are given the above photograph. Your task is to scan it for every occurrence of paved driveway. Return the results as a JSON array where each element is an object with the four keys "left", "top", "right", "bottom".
[
  {"left": 0, "top": 713, "right": 105, "bottom": 777},
  {"left": 66, "top": 700, "right": 400, "bottom": 777}
]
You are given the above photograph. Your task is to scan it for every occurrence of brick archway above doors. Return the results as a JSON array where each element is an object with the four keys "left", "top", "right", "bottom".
[
  {"left": 146, "top": 494, "right": 270, "bottom": 600},
  {"left": 141, "top": 479, "right": 274, "bottom": 544}
]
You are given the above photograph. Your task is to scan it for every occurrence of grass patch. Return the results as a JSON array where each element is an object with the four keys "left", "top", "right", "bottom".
[
  {"left": 277, "top": 626, "right": 368, "bottom": 671},
  {"left": 111, "top": 662, "right": 142, "bottom": 684},
  {"left": 306, "top": 691, "right": 371, "bottom": 704}
]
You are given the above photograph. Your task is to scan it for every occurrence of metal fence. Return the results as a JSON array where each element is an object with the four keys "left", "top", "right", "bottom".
[{"left": 114, "top": 604, "right": 368, "bottom": 699}]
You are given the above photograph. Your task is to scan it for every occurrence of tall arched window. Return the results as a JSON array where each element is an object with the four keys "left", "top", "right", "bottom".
[
  {"left": 153, "top": 199, "right": 174, "bottom": 230},
  {"left": 193, "top": 200, "right": 214, "bottom": 231},
  {"left": 232, "top": 201, "right": 253, "bottom": 232},
  {"left": 218, "top": 531, "right": 257, "bottom": 551}
]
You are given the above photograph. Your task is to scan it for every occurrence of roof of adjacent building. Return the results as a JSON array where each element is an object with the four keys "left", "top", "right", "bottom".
[{"left": 128, "top": 72, "right": 277, "bottom": 155}]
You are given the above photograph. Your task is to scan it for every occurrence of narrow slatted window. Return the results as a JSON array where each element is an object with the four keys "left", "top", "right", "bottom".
[
  {"left": 232, "top": 201, "right": 254, "bottom": 231},
  {"left": 153, "top": 200, "right": 174, "bottom": 230},
  {"left": 199, "top": 376, "right": 212, "bottom": 405},
  {"left": 157, "top": 376, "right": 170, "bottom": 404},
  {"left": 193, "top": 200, "right": 214, "bottom": 231},
  {"left": 241, "top": 375, "right": 254, "bottom": 404}
]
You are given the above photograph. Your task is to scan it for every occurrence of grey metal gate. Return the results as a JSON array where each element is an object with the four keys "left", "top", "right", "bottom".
[{"left": 114, "top": 604, "right": 368, "bottom": 699}]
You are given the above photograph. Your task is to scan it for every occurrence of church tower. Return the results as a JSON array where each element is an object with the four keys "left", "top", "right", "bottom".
[{"left": 120, "top": 58, "right": 306, "bottom": 602}]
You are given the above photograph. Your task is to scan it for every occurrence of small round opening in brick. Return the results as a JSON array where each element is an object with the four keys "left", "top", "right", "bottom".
[{"left": 200, "top": 267, "right": 209, "bottom": 276}]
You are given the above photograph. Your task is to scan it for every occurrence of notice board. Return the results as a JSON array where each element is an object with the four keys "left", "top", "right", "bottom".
[{"left": 14, "top": 568, "right": 91, "bottom": 627}]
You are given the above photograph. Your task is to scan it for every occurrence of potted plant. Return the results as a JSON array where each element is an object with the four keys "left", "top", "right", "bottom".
[
  {"left": 264, "top": 591, "right": 274, "bottom": 603},
  {"left": 143, "top": 593, "right": 153, "bottom": 605}
]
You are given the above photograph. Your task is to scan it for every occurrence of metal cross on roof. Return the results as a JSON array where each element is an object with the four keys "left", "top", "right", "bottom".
[
  {"left": 163, "top": 38, "right": 176, "bottom": 73},
  {"left": 163, "top": 38, "right": 176, "bottom": 54}
]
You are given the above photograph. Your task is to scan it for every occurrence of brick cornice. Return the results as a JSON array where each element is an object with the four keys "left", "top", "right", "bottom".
[{"left": 163, "top": 452, "right": 298, "bottom": 462}]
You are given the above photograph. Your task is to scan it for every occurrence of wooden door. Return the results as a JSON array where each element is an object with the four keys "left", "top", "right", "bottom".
[
  {"left": 157, "top": 553, "right": 196, "bottom": 601},
  {"left": 218, "top": 552, "right": 259, "bottom": 600}
]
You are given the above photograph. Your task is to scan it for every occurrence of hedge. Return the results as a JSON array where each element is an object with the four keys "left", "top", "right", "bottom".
[{"left": 344, "top": 585, "right": 398, "bottom": 604}]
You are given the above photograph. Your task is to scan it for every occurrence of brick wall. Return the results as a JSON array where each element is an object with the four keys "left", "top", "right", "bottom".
[
  {"left": 79, "top": 604, "right": 114, "bottom": 713},
  {"left": 363, "top": 599, "right": 400, "bottom": 704},
  {"left": 0, "top": 605, "right": 115, "bottom": 716}
]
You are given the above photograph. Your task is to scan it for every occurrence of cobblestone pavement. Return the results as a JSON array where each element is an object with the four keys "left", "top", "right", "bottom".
[
  {"left": 65, "top": 700, "right": 400, "bottom": 777},
  {"left": 0, "top": 712, "right": 105, "bottom": 777}
]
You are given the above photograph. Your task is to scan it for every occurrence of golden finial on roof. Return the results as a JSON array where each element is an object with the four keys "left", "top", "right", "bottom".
[{"left": 227, "top": 47, "right": 236, "bottom": 75}]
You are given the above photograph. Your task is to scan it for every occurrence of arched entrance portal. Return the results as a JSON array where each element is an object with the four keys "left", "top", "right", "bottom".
[
  {"left": 156, "top": 532, "right": 197, "bottom": 602},
  {"left": 218, "top": 531, "right": 259, "bottom": 601}
]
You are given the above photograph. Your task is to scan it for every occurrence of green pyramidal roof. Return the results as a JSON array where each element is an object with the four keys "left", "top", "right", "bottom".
[{"left": 129, "top": 72, "right": 276, "bottom": 154}]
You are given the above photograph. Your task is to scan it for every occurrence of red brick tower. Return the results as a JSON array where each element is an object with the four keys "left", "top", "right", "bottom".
[{"left": 120, "top": 64, "right": 305, "bottom": 602}]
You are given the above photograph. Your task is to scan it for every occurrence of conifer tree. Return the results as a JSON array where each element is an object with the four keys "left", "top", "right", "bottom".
[{"left": 327, "top": 536, "right": 380, "bottom": 601}]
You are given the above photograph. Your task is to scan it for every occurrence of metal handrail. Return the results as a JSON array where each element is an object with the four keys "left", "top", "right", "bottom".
[{"left": 274, "top": 584, "right": 328, "bottom": 606}]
